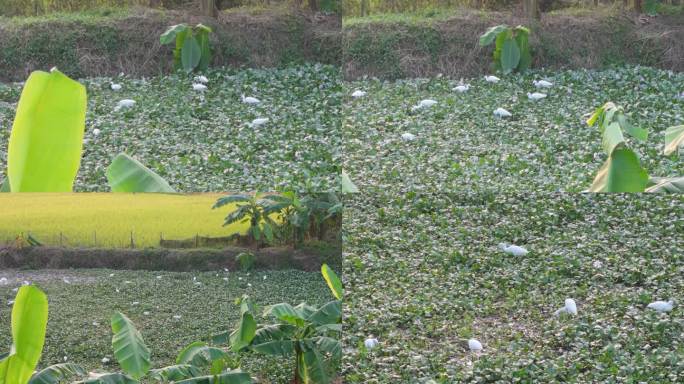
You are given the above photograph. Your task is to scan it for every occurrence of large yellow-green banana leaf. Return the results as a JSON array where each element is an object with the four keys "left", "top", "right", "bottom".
[
  {"left": 106, "top": 153, "right": 175, "bottom": 193},
  {"left": 7, "top": 69, "right": 87, "bottom": 192}
]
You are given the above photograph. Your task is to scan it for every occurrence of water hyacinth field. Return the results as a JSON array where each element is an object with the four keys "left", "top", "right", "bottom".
[
  {"left": 344, "top": 67, "right": 684, "bottom": 193},
  {"left": 342, "top": 192, "right": 684, "bottom": 382},
  {"left": 0, "top": 64, "right": 343, "bottom": 192}
]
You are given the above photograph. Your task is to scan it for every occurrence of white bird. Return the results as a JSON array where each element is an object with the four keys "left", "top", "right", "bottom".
[
  {"left": 493, "top": 108, "right": 512, "bottom": 118},
  {"left": 468, "top": 339, "right": 483, "bottom": 352},
  {"left": 249, "top": 118, "right": 269, "bottom": 128},
  {"left": 101, "top": 357, "right": 110, "bottom": 364},
  {"left": 413, "top": 99, "right": 438, "bottom": 110},
  {"left": 110, "top": 83, "right": 122, "bottom": 91},
  {"left": 241, "top": 95, "right": 260, "bottom": 104},
  {"left": 453, "top": 84, "right": 470, "bottom": 93},
  {"left": 92, "top": 129, "right": 101, "bottom": 136},
  {"left": 484, "top": 75, "right": 500, "bottom": 83},
  {"left": 401, "top": 132, "right": 416, "bottom": 141},
  {"left": 533, "top": 80, "right": 553, "bottom": 88},
  {"left": 351, "top": 90, "right": 367, "bottom": 98},
  {"left": 498, "top": 243, "right": 528, "bottom": 256},
  {"left": 647, "top": 299, "right": 674, "bottom": 313},
  {"left": 527, "top": 92, "right": 547, "bottom": 101},
  {"left": 194, "top": 75, "right": 209, "bottom": 84},
  {"left": 192, "top": 83, "right": 207, "bottom": 92},
  {"left": 0, "top": 277, "right": 8, "bottom": 285},
  {"left": 116, "top": 99, "right": 136, "bottom": 110},
  {"left": 554, "top": 298, "right": 578, "bottom": 316},
  {"left": 364, "top": 338, "right": 379, "bottom": 350},
  {"left": 173, "top": 315, "right": 182, "bottom": 319}
]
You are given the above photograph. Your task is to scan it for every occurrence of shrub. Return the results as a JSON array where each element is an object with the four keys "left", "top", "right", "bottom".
[{"left": 479, "top": 25, "right": 532, "bottom": 74}]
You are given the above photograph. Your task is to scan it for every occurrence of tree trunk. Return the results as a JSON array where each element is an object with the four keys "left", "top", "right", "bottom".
[
  {"left": 200, "top": 0, "right": 218, "bottom": 17},
  {"left": 308, "top": 0, "right": 318, "bottom": 11},
  {"left": 361, "top": 0, "right": 368, "bottom": 16},
  {"left": 634, "top": 0, "right": 643, "bottom": 12},
  {"left": 148, "top": 0, "right": 161, "bottom": 7},
  {"left": 523, "top": 0, "right": 540, "bottom": 19}
]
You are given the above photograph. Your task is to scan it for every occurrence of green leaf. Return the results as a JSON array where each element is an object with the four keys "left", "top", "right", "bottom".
[
  {"left": 212, "top": 194, "right": 252, "bottom": 208},
  {"left": 479, "top": 25, "right": 509, "bottom": 46},
  {"left": 250, "top": 324, "right": 297, "bottom": 357},
  {"left": 589, "top": 146, "right": 649, "bottom": 192},
  {"left": 341, "top": 171, "right": 359, "bottom": 193},
  {"left": 617, "top": 113, "right": 647, "bottom": 142},
  {"left": 7, "top": 69, "right": 87, "bottom": 192},
  {"left": 586, "top": 106, "right": 604, "bottom": 127},
  {"left": 175, "top": 342, "right": 229, "bottom": 370},
  {"left": 602, "top": 122, "right": 625, "bottom": 155},
  {"left": 181, "top": 34, "right": 201, "bottom": 73},
  {"left": 307, "top": 300, "right": 342, "bottom": 326},
  {"left": 297, "top": 348, "right": 330, "bottom": 384},
  {"left": 500, "top": 38, "right": 520, "bottom": 74},
  {"left": 264, "top": 303, "right": 308, "bottom": 326},
  {"left": 106, "top": 153, "right": 175, "bottom": 193},
  {"left": 321, "top": 264, "right": 343, "bottom": 300},
  {"left": 0, "top": 286, "right": 49, "bottom": 384},
  {"left": 160, "top": 24, "right": 189, "bottom": 45},
  {"left": 645, "top": 176, "right": 684, "bottom": 193},
  {"left": 29, "top": 363, "right": 87, "bottom": 384},
  {"left": 149, "top": 364, "right": 202, "bottom": 381},
  {"left": 111, "top": 312, "right": 151, "bottom": 380},
  {"left": 174, "top": 370, "right": 252, "bottom": 384},
  {"left": 514, "top": 28, "right": 531, "bottom": 71},
  {"left": 229, "top": 312, "right": 257, "bottom": 352},
  {"left": 195, "top": 29, "right": 212, "bottom": 71},
  {"left": 664, "top": 125, "right": 684, "bottom": 156},
  {"left": 262, "top": 221, "right": 274, "bottom": 243}
]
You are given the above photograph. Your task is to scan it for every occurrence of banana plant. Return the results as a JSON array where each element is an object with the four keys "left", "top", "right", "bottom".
[
  {"left": 1, "top": 70, "right": 175, "bottom": 193},
  {"left": 29, "top": 312, "right": 252, "bottom": 384},
  {"left": 479, "top": 25, "right": 532, "bottom": 74},
  {"left": 212, "top": 192, "right": 282, "bottom": 249},
  {"left": 160, "top": 24, "right": 213, "bottom": 73},
  {"left": 0, "top": 286, "right": 49, "bottom": 384},
  {"left": 340, "top": 171, "right": 359, "bottom": 193},
  {"left": 218, "top": 264, "right": 343, "bottom": 384},
  {"left": 586, "top": 103, "right": 682, "bottom": 193}
]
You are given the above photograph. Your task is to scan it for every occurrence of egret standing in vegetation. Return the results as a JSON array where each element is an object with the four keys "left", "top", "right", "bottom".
[
  {"left": 468, "top": 339, "right": 483, "bottom": 352},
  {"left": 249, "top": 118, "right": 269, "bottom": 128},
  {"left": 364, "top": 338, "right": 379, "bottom": 350},
  {"left": 647, "top": 299, "right": 674, "bottom": 313},
  {"left": 401, "top": 132, "right": 416, "bottom": 141},
  {"left": 194, "top": 75, "right": 209, "bottom": 84},
  {"left": 498, "top": 243, "right": 527, "bottom": 255},
  {"left": 241, "top": 95, "right": 261, "bottom": 104},
  {"left": 453, "top": 84, "right": 470, "bottom": 93},
  {"left": 192, "top": 83, "right": 207, "bottom": 92},
  {"left": 412, "top": 99, "right": 438, "bottom": 111},
  {"left": 493, "top": 108, "right": 512, "bottom": 118},
  {"left": 352, "top": 90, "right": 367, "bottom": 98},
  {"left": 110, "top": 83, "right": 122, "bottom": 91},
  {"left": 527, "top": 92, "right": 547, "bottom": 101},
  {"left": 533, "top": 80, "right": 553, "bottom": 88},
  {"left": 115, "top": 99, "right": 136, "bottom": 111},
  {"left": 485, "top": 75, "right": 500, "bottom": 83},
  {"left": 554, "top": 298, "right": 578, "bottom": 316}
]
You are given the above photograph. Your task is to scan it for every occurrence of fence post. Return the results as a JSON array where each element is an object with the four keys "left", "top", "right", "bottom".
[
  {"left": 94, "top": 230, "right": 97, "bottom": 247},
  {"left": 60, "top": 232, "right": 63, "bottom": 247},
  {"left": 195, "top": 234, "right": 199, "bottom": 248},
  {"left": 130, "top": 231, "right": 135, "bottom": 249}
]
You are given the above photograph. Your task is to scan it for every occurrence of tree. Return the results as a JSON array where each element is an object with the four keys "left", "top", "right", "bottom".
[
  {"left": 309, "top": 0, "right": 319, "bottom": 11},
  {"left": 523, "top": 0, "right": 540, "bottom": 19},
  {"left": 200, "top": 0, "right": 218, "bottom": 17}
]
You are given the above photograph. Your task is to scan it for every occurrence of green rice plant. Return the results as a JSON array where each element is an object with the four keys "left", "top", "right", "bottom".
[
  {"left": 222, "top": 264, "right": 343, "bottom": 384},
  {"left": 160, "top": 23, "right": 213, "bottom": 73},
  {"left": 0, "top": 286, "right": 49, "bottom": 384},
  {"left": 586, "top": 103, "right": 682, "bottom": 193},
  {"left": 236, "top": 252, "right": 256, "bottom": 271},
  {"left": 479, "top": 25, "right": 532, "bottom": 74}
]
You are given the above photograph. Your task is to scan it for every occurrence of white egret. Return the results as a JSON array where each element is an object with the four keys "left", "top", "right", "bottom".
[
  {"left": 498, "top": 243, "right": 527, "bottom": 256},
  {"left": 364, "top": 338, "right": 379, "bottom": 350},
  {"left": 194, "top": 75, "right": 209, "bottom": 84},
  {"left": 647, "top": 299, "right": 674, "bottom": 313},
  {"left": 412, "top": 99, "right": 438, "bottom": 111},
  {"left": 554, "top": 298, "right": 578, "bottom": 316},
  {"left": 192, "top": 83, "right": 207, "bottom": 92},
  {"left": 468, "top": 339, "right": 483, "bottom": 352},
  {"left": 493, "top": 108, "right": 512, "bottom": 118},
  {"left": 533, "top": 80, "right": 553, "bottom": 88},
  {"left": 484, "top": 75, "right": 500, "bottom": 83},
  {"left": 101, "top": 357, "right": 110, "bottom": 364},
  {"left": 249, "top": 118, "right": 269, "bottom": 128},
  {"left": 351, "top": 90, "right": 367, "bottom": 98},
  {"left": 110, "top": 83, "right": 122, "bottom": 91},
  {"left": 401, "top": 132, "right": 416, "bottom": 141},
  {"left": 116, "top": 99, "right": 136, "bottom": 110},
  {"left": 92, "top": 129, "right": 101, "bottom": 136},
  {"left": 453, "top": 84, "right": 470, "bottom": 93},
  {"left": 527, "top": 92, "right": 547, "bottom": 101},
  {"left": 241, "top": 94, "right": 260, "bottom": 104}
]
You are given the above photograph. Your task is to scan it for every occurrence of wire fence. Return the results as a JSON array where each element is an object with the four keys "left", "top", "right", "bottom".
[{"left": 0, "top": 231, "right": 239, "bottom": 249}]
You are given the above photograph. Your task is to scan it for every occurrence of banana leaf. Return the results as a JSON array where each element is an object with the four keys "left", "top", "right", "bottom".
[{"left": 106, "top": 153, "right": 175, "bottom": 193}]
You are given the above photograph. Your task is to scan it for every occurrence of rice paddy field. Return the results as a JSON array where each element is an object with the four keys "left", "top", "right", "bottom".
[
  {"left": 0, "top": 193, "right": 249, "bottom": 247},
  {"left": 344, "top": 66, "right": 684, "bottom": 193},
  {"left": 342, "top": 192, "right": 684, "bottom": 383},
  {"left": 0, "top": 268, "right": 333, "bottom": 383},
  {"left": 0, "top": 64, "right": 342, "bottom": 192}
]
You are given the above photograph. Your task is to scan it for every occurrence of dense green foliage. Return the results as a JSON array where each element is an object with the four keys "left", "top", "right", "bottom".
[
  {"left": 343, "top": 192, "right": 684, "bottom": 382},
  {"left": 160, "top": 24, "right": 213, "bottom": 74},
  {"left": 344, "top": 66, "right": 683, "bottom": 193},
  {"left": 479, "top": 24, "right": 531, "bottom": 74}
]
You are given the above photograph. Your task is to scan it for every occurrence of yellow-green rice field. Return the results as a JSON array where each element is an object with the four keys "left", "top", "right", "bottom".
[{"left": 0, "top": 193, "right": 252, "bottom": 248}]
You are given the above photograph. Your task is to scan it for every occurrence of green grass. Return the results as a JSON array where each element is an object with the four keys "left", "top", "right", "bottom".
[
  {"left": 0, "top": 65, "right": 342, "bottom": 192},
  {"left": 0, "top": 193, "right": 253, "bottom": 248},
  {"left": 0, "top": 7, "right": 134, "bottom": 26},
  {"left": 0, "top": 268, "right": 332, "bottom": 382},
  {"left": 342, "top": 192, "right": 684, "bottom": 382},
  {"left": 343, "top": 66, "right": 684, "bottom": 193},
  {"left": 342, "top": 7, "right": 467, "bottom": 27}
]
